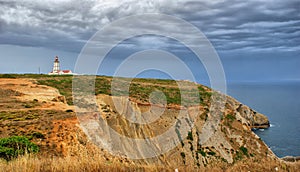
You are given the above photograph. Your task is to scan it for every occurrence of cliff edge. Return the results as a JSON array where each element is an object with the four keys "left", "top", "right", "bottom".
[{"left": 0, "top": 75, "right": 299, "bottom": 171}]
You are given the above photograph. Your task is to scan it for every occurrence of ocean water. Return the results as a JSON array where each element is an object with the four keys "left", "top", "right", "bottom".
[{"left": 227, "top": 82, "right": 300, "bottom": 157}]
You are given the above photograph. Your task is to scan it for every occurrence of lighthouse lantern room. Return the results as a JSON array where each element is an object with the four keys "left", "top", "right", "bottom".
[{"left": 53, "top": 56, "right": 60, "bottom": 73}]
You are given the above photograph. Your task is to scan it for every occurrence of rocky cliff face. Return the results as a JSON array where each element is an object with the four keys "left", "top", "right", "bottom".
[
  {"left": 3, "top": 77, "right": 296, "bottom": 171},
  {"left": 230, "top": 97, "right": 270, "bottom": 129},
  {"left": 79, "top": 91, "right": 273, "bottom": 168}
]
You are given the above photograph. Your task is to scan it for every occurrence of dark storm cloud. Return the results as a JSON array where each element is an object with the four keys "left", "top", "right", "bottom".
[
  {"left": 176, "top": 0, "right": 300, "bottom": 52},
  {"left": 0, "top": 0, "right": 299, "bottom": 53}
]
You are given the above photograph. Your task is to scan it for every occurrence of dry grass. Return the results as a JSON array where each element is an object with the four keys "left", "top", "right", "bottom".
[
  {"left": 1, "top": 152, "right": 299, "bottom": 172},
  {"left": 0, "top": 154, "right": 170, "bottom": 172}
]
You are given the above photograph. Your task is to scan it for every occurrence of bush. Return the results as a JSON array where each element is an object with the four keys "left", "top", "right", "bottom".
[
  {"left": 0, "top": 74, "right": 16, "bottom": 78},
  {"left": 197, "top": 149, "right": 206, "bottom": 157},
  {"left": 207, "top": 151, "right": 216, "bottom": 156},
  {"left": 187, "top": 131, "right": 193, "bottom": 141},
  {"left": 239, "top": 146, "right": 248, "bottom": 156},
  {"left": 0, "top": 136, "right": 39, "bottom": 161}
]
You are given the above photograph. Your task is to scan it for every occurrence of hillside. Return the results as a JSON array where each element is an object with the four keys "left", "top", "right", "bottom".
[{"left": 0, "top": 74, "right": 299, "bottom": 171}]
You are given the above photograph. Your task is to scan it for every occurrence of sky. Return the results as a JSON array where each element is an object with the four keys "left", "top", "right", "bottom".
[{"left": 0, "top": 0, "right": 299, "bottom": 85}]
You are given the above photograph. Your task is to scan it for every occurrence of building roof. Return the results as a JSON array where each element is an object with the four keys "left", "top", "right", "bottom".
[{"left": 62, "top": 70, "right": 72, "bottom": 73}]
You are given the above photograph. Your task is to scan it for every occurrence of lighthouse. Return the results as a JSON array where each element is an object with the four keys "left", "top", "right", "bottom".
[
  {"left": 48, "top": 56, "right": 73, "bottom": 75},
  {"left": 53, "top": 56, "right": 60, "bottom": 73}
]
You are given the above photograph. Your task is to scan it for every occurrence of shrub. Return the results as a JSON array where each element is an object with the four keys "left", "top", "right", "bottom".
[
  {"left": 234, "top": 151, "right": 243, "bottom": 162},
  {"left": 207, "top": 151, "right": 216, "bottom": 156},
  {"left": 0, "top": 136, "right": 39, "bottom": 161},
  {"left": 197, "top": 149, "right": 206, "bottom": 157},
  {"left": 0, "top": 74, "right": 16, "bottom": 78},
  {"left": 187, "top": 131, "right": 193, "bottom": 141},
  {"left": 239, "top": 146, "right": 248, "bottom": 156}
]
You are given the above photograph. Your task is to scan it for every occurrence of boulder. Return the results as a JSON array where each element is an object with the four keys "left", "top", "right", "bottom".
[{"left": 252, "top": 113, "right": 270, "bottom": 129}]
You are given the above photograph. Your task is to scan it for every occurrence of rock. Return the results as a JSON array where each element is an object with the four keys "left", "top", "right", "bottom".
[
  {"left": 237, "top": 104, "right": 270, "bottom": 129},
  {"left": 52, "top": 95, "right": 67, "bottom": 104},
  {"left": 282, "top": 156, "right": 300, "bottom": 162},
  {"left": 252, "top": 113, "right": 270, "bottom": 129}
]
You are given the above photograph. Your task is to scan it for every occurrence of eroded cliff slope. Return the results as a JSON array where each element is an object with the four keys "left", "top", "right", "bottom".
[{"left": 0, "top": 75, "right": 298, "bottom": 171}]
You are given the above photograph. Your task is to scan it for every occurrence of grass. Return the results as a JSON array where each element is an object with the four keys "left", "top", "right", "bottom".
[
  {"left": 226, "top": 114, "right": 236, "bottom": 122},
  {"left": 36, "top": 77, "right": 73, "bottom": 105},
  {"left": 0, "top": 151, "right": 299, "bottom": 172},
  {"left": 0, "top": 153, "right": 170, "bottom": 172},
  {"left": 0, "top": 111, "right": 42, "bottom": 121},
  {"left": 234, "top": 147, "right": 249, "bottom": 162},
  {"left": 25, "top": 74, "right": 213, "bottom": 106}
]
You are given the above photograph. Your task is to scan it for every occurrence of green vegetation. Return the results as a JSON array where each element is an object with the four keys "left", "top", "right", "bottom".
[
  {"left": 2, "top": 74, "right": 213, "bottom": 107},
  {"left": 234, "top": 146, "right": 249, "bottom": 162},
  {"left": 239, "top": 146, "right": 248, "bottom": 156},
  {"left": 234, "top": 151, "right": 243, "bottom": 162},
  {"left": 37, "top": 77, "right": 73, "bottom": 105},
  {"left": 0, "top": 74, "right": 16, "bottom": 79},
  {"left": 0, "top": 111, "right": 40, "bottom": 121},
  {"left": 0, "top": 136, "right": 39, "bottom": 161},
  {"left": 187, "top": 131, "right": 193, "bottom": 141},
  {"left": 0, "top": 74, "right": 213, "bottom": 108},
  {"left": 226, "top": 114, "right": 236, "bottom": 122},
  {"left": 101, "top": 77, "right": 212, "bottom": 106},
  {"left": 197, "top": 148, "right": 206, "bottom": 157},
  {"left": 207, "top": 151, "right": 216, "bottom": 156}
]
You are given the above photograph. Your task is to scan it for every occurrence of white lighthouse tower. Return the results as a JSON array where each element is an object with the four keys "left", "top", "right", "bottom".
[
  {"left": 52, "top": 56, "right": 60, "bottom": 73},
  {"left": 48, "top": 56, "right": 73, "bottom": 75}
]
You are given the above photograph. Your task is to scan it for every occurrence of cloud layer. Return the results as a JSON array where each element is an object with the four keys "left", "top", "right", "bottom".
[{"left": 0, "top": 0, "right": 299, "bottom": 53}]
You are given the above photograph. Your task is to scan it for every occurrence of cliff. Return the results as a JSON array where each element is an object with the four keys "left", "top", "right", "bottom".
[{"left": 0, "top": 75, "right": 299, "bottom": 171}]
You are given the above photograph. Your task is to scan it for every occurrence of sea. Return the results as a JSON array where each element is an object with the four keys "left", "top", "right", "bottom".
[{"left": 227, "top": 82, "right": 300, "bottom": 157}]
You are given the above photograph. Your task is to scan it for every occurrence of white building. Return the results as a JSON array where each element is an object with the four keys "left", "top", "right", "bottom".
[{"left": 48, "top": 56, "right": 73, "bottom": 75}]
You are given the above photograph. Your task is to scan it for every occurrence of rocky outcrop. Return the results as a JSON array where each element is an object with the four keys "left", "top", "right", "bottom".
[
  {"left": 282, "top": 156, "right": 300, "bottom": 162},
  {"left": 252, "top": 112, "right": 270, "bottom": 129},
  {"left": 227, "top": 96, "right": 270, "bottom": 129}
]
